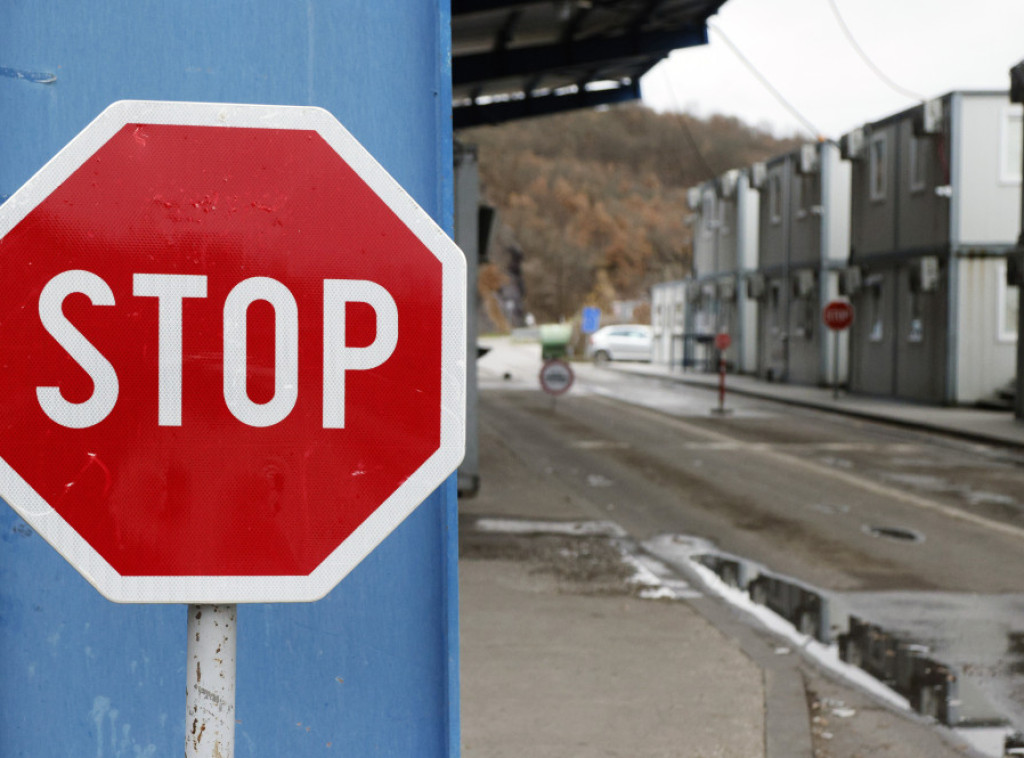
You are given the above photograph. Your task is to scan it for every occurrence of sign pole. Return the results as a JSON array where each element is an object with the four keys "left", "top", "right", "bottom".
[
  {"left": 822, "top": 300, "right": 853, "bottom": 402},
  {"left": 186, "top": 605, "right": 237, "bottom": 758},
  {"left": 833, "top": 330, "right": 841, "bottom": 400},
  {"left": 711, "top": 332, "right": 732, "bottom": 415},
  {"left": 717, "top": 355, "right": 727, "bottom": 413}
]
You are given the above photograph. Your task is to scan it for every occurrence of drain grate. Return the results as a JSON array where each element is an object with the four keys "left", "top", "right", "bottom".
[{"left": 862, "top": 524, "right": 924, "bottom": 543}]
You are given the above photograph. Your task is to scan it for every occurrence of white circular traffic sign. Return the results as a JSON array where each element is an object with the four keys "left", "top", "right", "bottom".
[{"left": 539, "top": 359, "right": 574, "bottom": 395}]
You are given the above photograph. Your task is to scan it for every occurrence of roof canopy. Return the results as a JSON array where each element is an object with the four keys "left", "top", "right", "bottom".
[{"left": 452, "top": 0, "right": 728, "bottom": 128}]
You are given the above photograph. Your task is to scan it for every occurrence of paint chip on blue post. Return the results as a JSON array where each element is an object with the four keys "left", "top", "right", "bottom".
[{"left": 0, "top": 67, "right": 57, "bottom": 84}]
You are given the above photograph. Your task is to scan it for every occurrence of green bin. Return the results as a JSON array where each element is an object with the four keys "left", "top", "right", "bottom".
[{"left": 539, "top": 323, "right": 573, "bottom": 360}]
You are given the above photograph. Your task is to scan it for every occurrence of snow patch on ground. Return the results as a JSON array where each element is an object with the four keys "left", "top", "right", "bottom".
[
  {"left": 641, "top": 533, "right": 1019, "bottom": 758},
  {"left": 619, "top": 551, "right": 702, "bottom": 600},
  {"left": 643, "top": 533, "right": 914, "bottom": 712},
  {"left": 474, "top": 518, "right": 627, "bottom": 538},
  {"left": 958, "top": 727, "right": 1019, "bottom": 757}
]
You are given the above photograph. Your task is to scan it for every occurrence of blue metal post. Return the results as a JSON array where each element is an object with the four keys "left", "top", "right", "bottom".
[{"left": 1, "top": 2, "right": 459, "bottom": 755}]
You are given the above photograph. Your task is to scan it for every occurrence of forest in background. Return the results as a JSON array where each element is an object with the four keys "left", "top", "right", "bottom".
[{"left": 458, "top": 104, "right": 801, "bottom": 329}]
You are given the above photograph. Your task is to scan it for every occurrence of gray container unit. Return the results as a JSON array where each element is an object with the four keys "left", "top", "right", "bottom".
[
  {"left": 1011, "top": 61, "right": 1024, "bottom": 420},
  {"left": 717, "top": 170, "right": 761, "bottom": 374},
  {"left": 753, "top": 155, "right": 791, "bottom": 381},
  {"left": 713, "top": 174, "right": 741, "bottom": 346},
  {"left": 687, "top": 181, "right": 721, "bottom": 342},
  {"left": 842, "top": 101, "right": 950, "bottom": 403},
  {"left": 651, "top": 280, "right": 688, "bottom": 367},
  {"left": 683, "top": 170, "right": 760, "bottom": 373},
  {"left": 841, "top": 92, "right": 1021, "bottom": 404},
  {"left": 751, "top": 144, "right": 850, "bottom": 385}
]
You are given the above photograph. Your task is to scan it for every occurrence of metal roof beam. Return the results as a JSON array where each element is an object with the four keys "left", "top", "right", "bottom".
[
  {"left": 453, "top": 80, "right": 642, "bottom": 129},
  {"left": 559, "top": 3, "right": 593, "bottom": 44},
  {"left": 453, "top": 24, "right": 707, "bottom": 87}
]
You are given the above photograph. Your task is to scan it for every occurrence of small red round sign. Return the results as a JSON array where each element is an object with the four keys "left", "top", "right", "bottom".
[
  {"left": 823, "top": 300, "right": 854, "bottom": 331},
  {"left": 714, "top": 332, "right": 732, "bottom": 351}
]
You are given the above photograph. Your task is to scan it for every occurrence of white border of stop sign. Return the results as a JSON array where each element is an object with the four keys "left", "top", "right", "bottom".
[{"left": 0, "top": 101, "right": 466, "bottom": 603}]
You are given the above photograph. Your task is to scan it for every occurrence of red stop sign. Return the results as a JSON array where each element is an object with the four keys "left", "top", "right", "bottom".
[
  {"left": 823, "top": 300, "right": 854, "bottom": 331},
  {"left": 0, "top": 102, "right": 465, "bottom": 603}
]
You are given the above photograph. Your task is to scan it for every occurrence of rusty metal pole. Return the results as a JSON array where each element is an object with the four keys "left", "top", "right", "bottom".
[
  {"left": 186, "top": 604, "right": 237, "bottom": 758},
  {"left": 833, "top": 330, "right": 841, "bottom": 400},
  {"left": 717, "top": 356, "right": 726, "bottom": 413}
]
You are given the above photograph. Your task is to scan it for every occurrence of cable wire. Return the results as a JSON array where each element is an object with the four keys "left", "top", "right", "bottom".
[
  {"left": 825, "top": 0, "right": 927, "bottom": 102},
  {"left": 656, "top": 64, "right": 719, "bottom": 180},
  {"left": 707, "top": 22, "right": 824, "bottom": 140}
]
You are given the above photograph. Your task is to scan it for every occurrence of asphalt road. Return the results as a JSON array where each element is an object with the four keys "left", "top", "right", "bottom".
[{"left": 476, "top": 339, "right": 1024, "bottom": 731}]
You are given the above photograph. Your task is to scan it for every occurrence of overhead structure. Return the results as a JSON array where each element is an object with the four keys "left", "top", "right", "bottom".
[{"left": 452, "top": 0, "right": 728, "bottom": 128}]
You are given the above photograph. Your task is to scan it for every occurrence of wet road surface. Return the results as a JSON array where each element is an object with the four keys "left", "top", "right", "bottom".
[{"left": 477, "top": 343, "right": 1024, "bottom": 729}]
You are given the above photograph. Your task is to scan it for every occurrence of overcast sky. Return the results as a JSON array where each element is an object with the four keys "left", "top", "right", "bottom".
[{"left": 640, "top": 0, "right": 1024, "bottom": 139}]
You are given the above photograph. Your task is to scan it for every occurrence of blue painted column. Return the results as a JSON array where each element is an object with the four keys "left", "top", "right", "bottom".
[{"left": 0, "top": 3, "right": 459, "bottom": 756}]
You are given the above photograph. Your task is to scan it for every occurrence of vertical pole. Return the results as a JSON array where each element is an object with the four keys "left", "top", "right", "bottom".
[
  {"left": 833, "top": 330, "right": 841, "bottom": 400},
  {"left": 718, "top": 355, "right": 726, "bottom": 413},
  {"left": 186, "top": 604, "right": 237, "bottom": 758}
]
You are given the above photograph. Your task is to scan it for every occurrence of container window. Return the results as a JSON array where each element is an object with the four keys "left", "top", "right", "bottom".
[
  {"left": 908, "top": 135, "right": 928, "bottom": 193},
  {"left": 794, "top": 297, "right": 815, "bottom": 340},
  {"left": 869, "top": 133, "right": 887, "bottom": 202},
  {"left": 868, "top": 282, "right": 884, "bottom": 342},
  {"left": 997, "top": 261, "right": 1019, "bottom": 341},
  {"left": 769, "top": 174, "right": 782, "bottom": 224},
  {"left": 907, "top": 291, "right": 923, "bottom": 342},
  {"left": 702, "top": 193, "right": 716, "bottom": 231},
  {"left": 1000, "top": 106, "right": 1023, "bottom": 184}
]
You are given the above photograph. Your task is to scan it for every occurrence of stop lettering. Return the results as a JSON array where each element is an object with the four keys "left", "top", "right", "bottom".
[
  {"left": 37, "top": 271, "right": 397, "bottom": 430},
  {"left": 823, "top": 300, "right": 854, "bottom": 331}
]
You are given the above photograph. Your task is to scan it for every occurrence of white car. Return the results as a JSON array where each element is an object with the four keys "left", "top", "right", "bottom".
[{"left": 586, "top": 324, "right": 653, "bottom": 363}]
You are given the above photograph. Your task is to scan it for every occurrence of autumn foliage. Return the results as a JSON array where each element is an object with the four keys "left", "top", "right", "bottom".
[{"left": 459, "top": 104, "right": 799, "bottom": 325}]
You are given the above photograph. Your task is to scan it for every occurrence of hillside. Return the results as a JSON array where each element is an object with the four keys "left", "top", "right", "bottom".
[{"left": 458, "top": 104, "right": 800, "bottom": 327}]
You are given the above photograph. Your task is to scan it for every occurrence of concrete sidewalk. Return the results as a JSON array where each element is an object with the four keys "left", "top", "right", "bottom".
[
  {"left": 460, "top": 558, "right": 766, "bottom": 758},
  {"left": 612, "top": 361, "right": 1024, "bottom": 449}
]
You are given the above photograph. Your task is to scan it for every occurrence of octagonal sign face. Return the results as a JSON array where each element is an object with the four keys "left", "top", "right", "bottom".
[
  {"left": 0, "top": 101, "right": 466, "bottom": 603},
  {"left": 823, "top": 300, "right": 853, "bottom": 331}
]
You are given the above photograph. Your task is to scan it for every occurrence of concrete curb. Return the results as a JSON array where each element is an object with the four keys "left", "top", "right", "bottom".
[
  {"left": 646, "top": 546, "right": 815, "bottom": 758},
  {"left": 688, "top": 595, "right": 814, "bottom": 758},
  {"left": 609, "top": 364, "right": 1024, "bottom": 451}
]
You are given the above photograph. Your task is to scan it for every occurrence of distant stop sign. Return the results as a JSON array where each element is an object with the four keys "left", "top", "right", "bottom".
[
  {"left": 823, "top": 300, "right": 854, "bottom": 331},
  {"left": 0, "top": 101, "right": 466, "bottom": 603}
]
